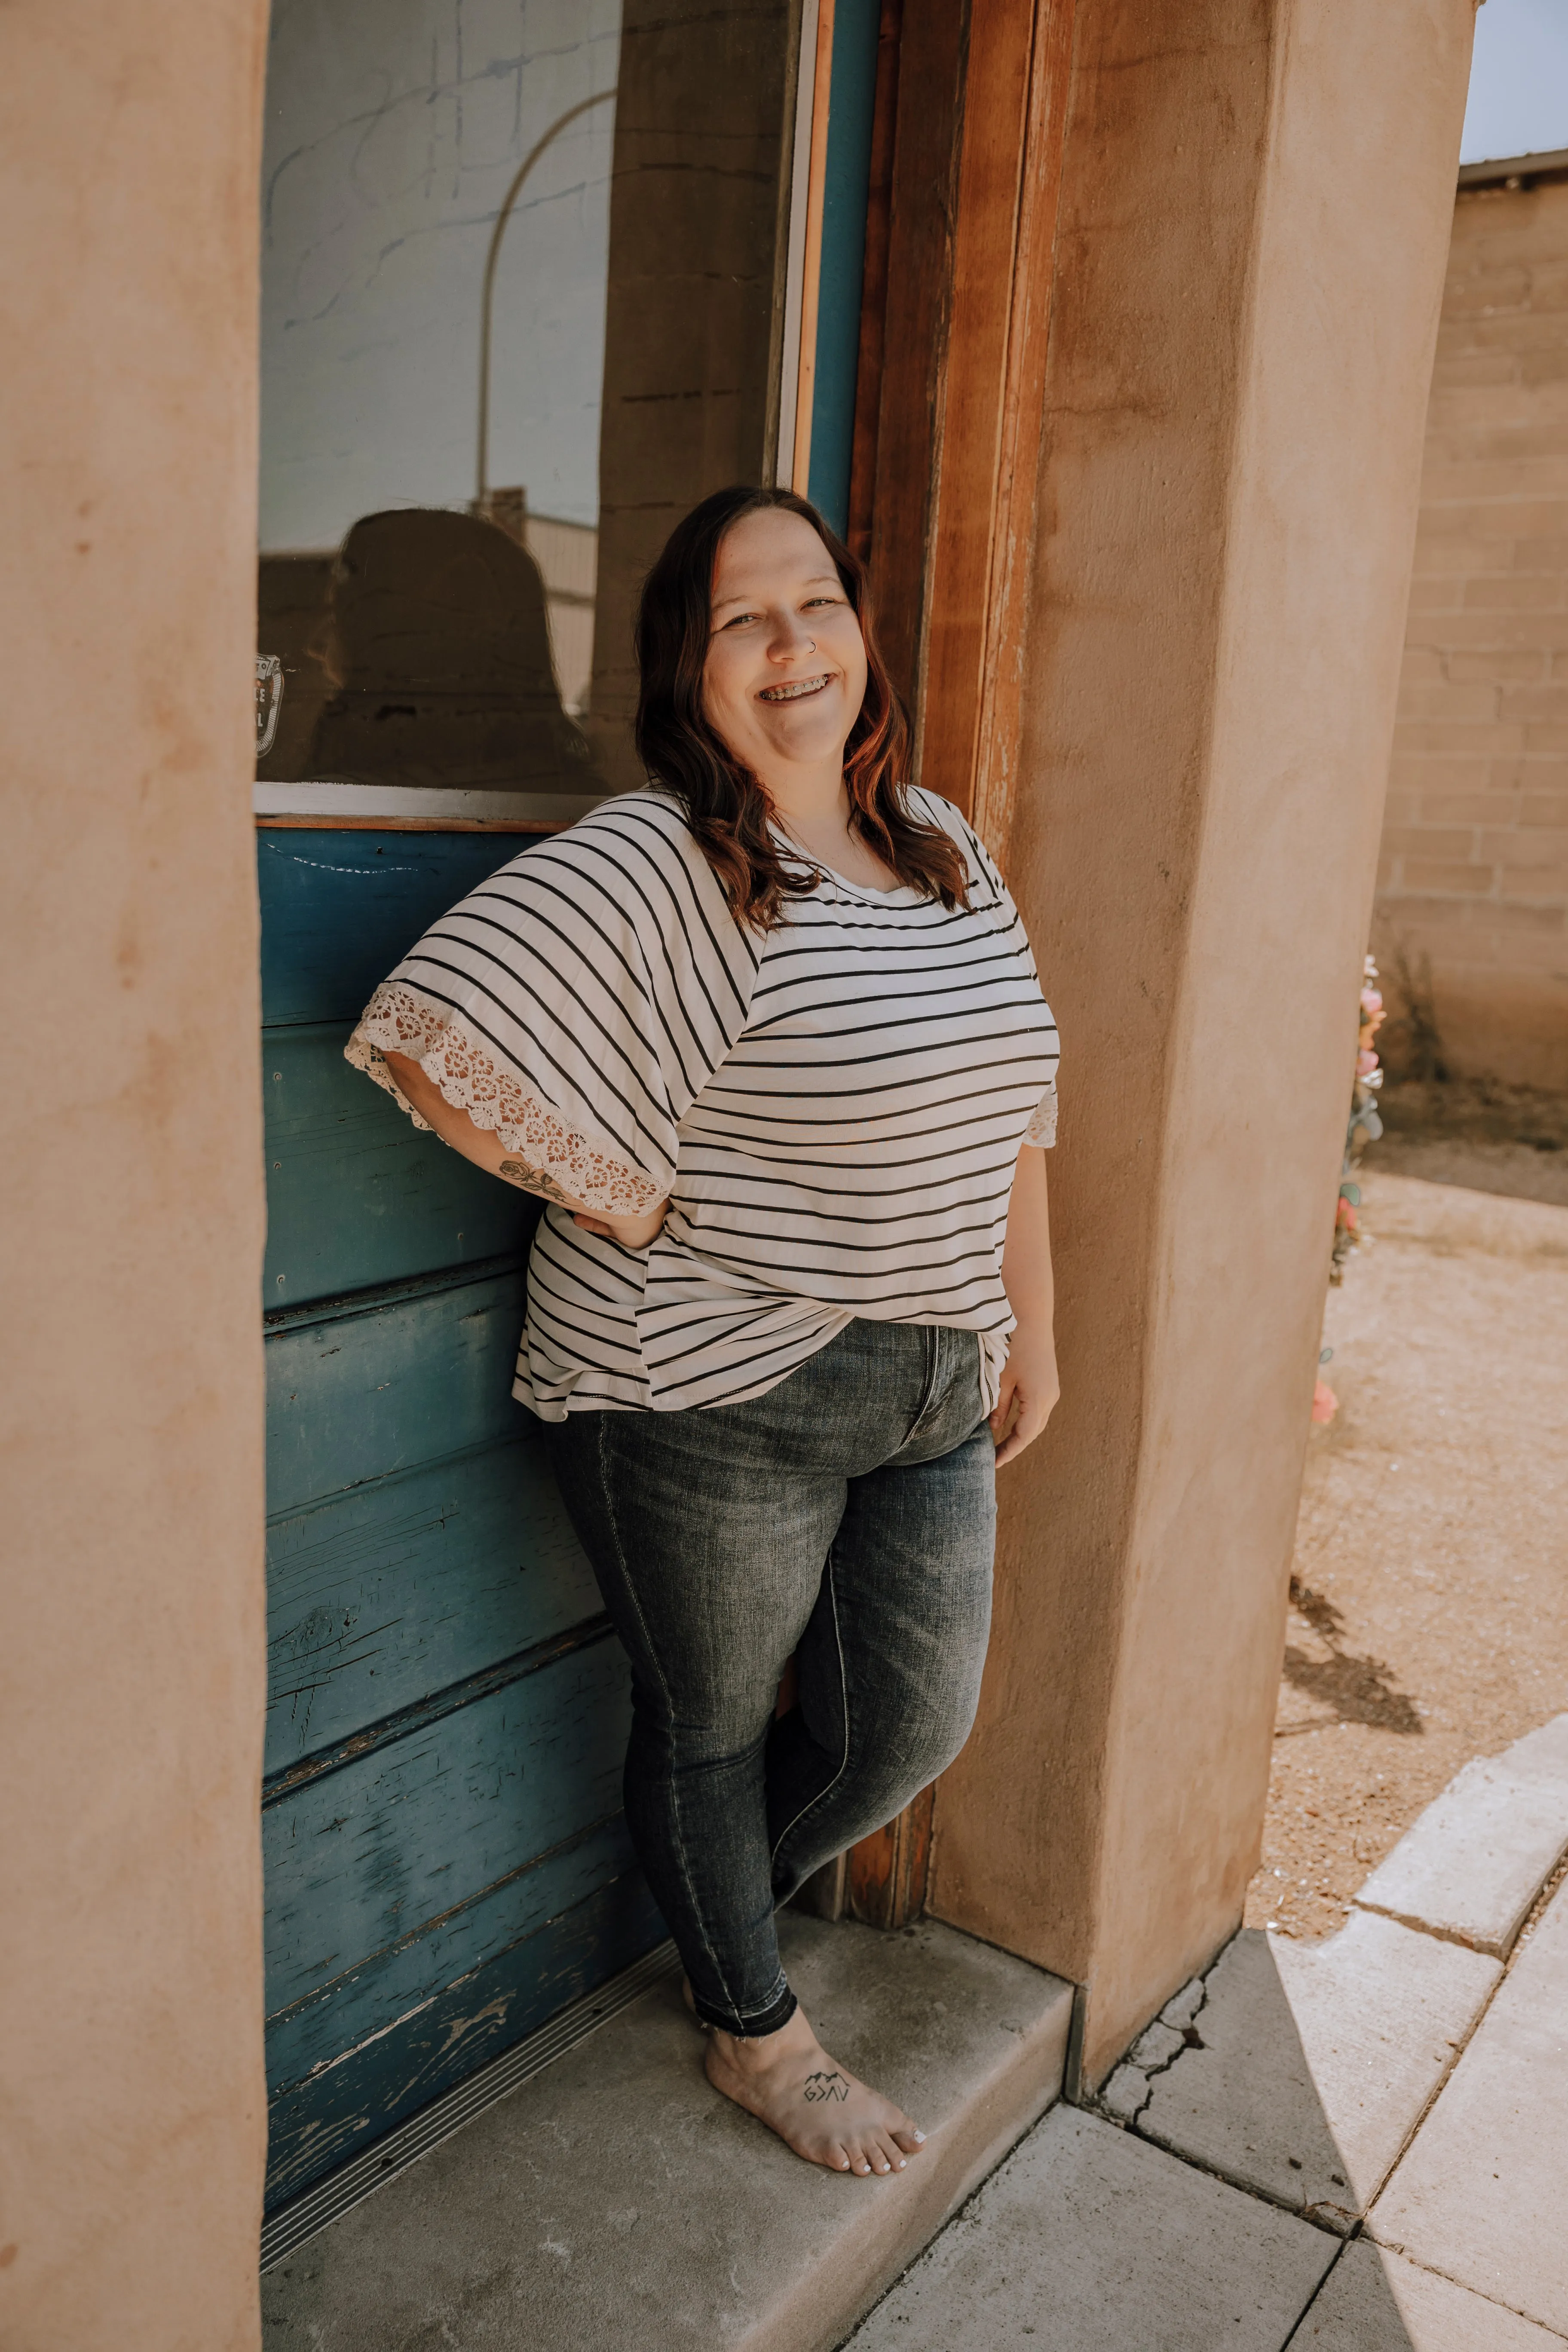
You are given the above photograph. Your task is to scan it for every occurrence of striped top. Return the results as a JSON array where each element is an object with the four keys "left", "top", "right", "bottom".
[{"left": 347, "top": 787, "right": 1059, "bottom": 1417}]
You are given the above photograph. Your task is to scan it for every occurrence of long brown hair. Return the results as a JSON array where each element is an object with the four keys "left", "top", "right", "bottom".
[{"left": 634, "top": 484, "right": 970, "bottom": 931}]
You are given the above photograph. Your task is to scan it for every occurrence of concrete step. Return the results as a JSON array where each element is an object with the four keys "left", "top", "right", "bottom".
[{"left": 260, "top": 1913, "right": 1074, "bottom": 2352}]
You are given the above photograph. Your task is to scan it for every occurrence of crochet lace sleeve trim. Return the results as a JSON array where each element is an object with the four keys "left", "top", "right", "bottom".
[
  {"left": 345, "top": 981, "right": 662, "bottom": 1218},
  {"left": 1023, "top": 1081, "right": 1058, "bottom": 1148}
]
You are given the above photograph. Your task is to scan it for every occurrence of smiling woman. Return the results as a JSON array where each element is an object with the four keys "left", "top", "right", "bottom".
[
  {"left": 708, "top": 516, "right": 874, "bottom": 825},
  {"left": 346, "top": 483, "right": 1062, "bottom": 2178},
  {"left": 636, "top": 487, "right": 973, "bottom": 922}
]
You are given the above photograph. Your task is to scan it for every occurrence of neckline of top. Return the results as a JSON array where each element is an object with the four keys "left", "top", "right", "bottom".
[
  {"left": 766, "top": 823, "right": 922, "bottom": 906},
  {"left": 635, "top": 783, "right": 939, "bottom": 905}
]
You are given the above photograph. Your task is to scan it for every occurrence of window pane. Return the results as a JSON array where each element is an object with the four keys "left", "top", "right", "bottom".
[{"left": 257, "top": 0, "right": 796, "bottom": 797}]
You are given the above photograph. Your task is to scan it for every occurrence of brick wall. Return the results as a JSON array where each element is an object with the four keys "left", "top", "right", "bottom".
[{"left": 1375, "top": 169, "right": 1568, "bottom": 1090}]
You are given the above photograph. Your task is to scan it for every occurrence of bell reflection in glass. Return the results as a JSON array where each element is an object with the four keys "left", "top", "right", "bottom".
[{"left": 306, "top": 508, "right": 591, "bottom": 794}]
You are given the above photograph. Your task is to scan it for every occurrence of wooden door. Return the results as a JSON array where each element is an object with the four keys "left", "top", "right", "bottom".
[
  {"left": 254, "top": 0, "right": 802, "bottom": 2209},
  {"left": 257, "top": 818, "right": 665, "bottom": 2208}
]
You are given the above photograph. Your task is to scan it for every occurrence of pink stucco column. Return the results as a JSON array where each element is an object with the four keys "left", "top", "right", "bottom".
[
  {"left": 0, "top": 3, "right": 271, "bottom": 2344},
  {"left": 929, "top": 0, "right": 1480, "bottom": 2089}
]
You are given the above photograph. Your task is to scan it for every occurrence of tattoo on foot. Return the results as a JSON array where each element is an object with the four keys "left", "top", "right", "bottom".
[
  {"left": 498, "top": 1157, "right": 576, "bottom": 1210},
  {"left": 802, "top": 2071, "right": 850, "bottom": 2104}
]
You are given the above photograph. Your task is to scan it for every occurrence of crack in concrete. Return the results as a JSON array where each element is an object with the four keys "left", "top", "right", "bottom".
[{"left": 1090, "top": 1942, "right": 1224, "bottom": 2130}]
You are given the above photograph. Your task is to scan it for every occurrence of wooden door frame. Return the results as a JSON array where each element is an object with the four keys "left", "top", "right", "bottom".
[{"left": 842, "top": 0, "right": 1078, "bottom": 1929}]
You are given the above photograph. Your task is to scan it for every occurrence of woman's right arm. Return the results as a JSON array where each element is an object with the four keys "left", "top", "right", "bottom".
[{"left": 383, "top": 1050, "right": 669, "bottom": 1248}]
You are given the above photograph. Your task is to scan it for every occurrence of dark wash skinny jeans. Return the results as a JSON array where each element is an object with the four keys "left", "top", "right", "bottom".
[{"left": 545, "top": 1318, "right": 996, "bottom": 2038}]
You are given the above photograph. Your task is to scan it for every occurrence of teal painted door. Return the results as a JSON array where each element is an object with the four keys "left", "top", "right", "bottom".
[
  {"left": 254, "top": 0, "right": 836, "bottom": 2206},
  {"left": 257, "top": 827, "right": 663, "bottom": 2208}
]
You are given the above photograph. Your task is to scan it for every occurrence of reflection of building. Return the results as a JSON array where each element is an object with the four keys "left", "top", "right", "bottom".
[
  {"left": 479, "top": 491, "right": 597, "bottom": 719},
  {"left": 8, "top": 2, "right": 1489, "bottom": 2342},
  {"left": 1375, "top": 151, "right": 1568, "bottom": 1092},
  {"left": 525, "top": 513, "right": 597, "bottom": 722}
]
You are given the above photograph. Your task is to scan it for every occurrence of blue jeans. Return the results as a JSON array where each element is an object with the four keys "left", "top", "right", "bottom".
[{"left": 544, "top": 1318, "right": 996, "bottom": 2037}]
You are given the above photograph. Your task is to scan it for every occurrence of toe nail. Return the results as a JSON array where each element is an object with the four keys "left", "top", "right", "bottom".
[{"left": 913, "top": 2130, "right": 926, "bottom": 2143}]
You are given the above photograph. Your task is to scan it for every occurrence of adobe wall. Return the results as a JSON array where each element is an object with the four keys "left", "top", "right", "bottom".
[
  {"left": 0, "top": 4, "right": 270, "bottom": 2347},
  {"left": 928, "top": 0, "right": 1477, "bottom": 2085},
  {"left": 1377, "top": 173, "right": 1568, "bottom": 1091}
]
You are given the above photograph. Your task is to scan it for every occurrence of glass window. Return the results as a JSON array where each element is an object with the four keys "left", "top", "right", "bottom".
[{"left": 257, "top": 0, "right": 797, "bottom": 802}]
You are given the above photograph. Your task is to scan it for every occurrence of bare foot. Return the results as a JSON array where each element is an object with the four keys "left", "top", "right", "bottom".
[{"left": 701, "top": 2002, "right": 926, "bottom": 2176}]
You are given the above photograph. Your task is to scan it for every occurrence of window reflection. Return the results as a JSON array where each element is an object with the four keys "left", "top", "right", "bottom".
[
  {"left": 306, "top": 508, "right": 591, "bottom": 791},
  {"left": 257, "top": 0, "right": 795, "bottom": 799}
]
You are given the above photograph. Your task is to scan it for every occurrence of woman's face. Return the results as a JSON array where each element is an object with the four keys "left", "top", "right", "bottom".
[{"left": 701, "top": 507, "right": 868, "bottom": 781}]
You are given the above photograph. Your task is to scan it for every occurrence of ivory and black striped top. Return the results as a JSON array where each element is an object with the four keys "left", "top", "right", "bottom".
[{"left": 347, "top": 786, "right": 1059, "bottom": 1416}]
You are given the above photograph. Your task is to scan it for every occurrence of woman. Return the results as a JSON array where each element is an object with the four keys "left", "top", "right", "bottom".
[{"left": 347, "top": 485, "right": 1060, "bottom": 2181}]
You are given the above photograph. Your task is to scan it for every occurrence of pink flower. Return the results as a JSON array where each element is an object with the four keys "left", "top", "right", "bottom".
[
  {"left": 1312, "top": 1380, "right": 1338, "bottom": 1424},
  {"left": 1356, "top": 1048, "right": 1378, "bottom": 1076},
  {"left": 1360, "top": 989, "right": 1382, "bottom": 1016}
]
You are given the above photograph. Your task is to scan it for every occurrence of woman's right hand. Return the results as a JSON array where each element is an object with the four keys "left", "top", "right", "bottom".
[{"left": 573, "top": 1201, "right": 669, "bottom": 1250}]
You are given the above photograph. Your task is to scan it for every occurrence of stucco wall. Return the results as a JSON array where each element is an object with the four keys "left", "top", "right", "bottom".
[
  {"left": 0, "top": 5, "right": 270, "bottom": 2347},
  {"left": 1377, "top": 172, "right": 1568, "bottom": 1091},
  {"left": 928, "top": 0, "right": 1476, "bottom": 2085}
]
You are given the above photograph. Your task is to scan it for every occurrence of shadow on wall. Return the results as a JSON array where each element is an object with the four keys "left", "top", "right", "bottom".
[
  {"left": 258, "top": 509, "right": 594, "bottom": 793},
  {"left": 1376, "top": 939, "right": 1448, "bottom": 1087}
]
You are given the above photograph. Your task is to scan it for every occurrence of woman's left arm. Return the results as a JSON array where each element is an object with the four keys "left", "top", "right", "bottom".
[{"left": 989, "top": 1142, "right": 1060, "bottom": 1467}]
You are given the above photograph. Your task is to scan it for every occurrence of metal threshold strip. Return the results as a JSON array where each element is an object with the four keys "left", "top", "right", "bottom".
[{"left": 259, "top": 1936, "right": 680, "bottom": 2272}]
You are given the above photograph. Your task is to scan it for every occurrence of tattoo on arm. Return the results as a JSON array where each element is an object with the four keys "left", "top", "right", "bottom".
[{"left": 498, "top": 1157, "right": 579, "bottom": 1211}]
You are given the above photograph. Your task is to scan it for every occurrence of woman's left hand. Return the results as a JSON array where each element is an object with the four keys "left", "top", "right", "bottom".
[{"left": 989, "top": 1317, "right": 1060, "bottom": 1467}]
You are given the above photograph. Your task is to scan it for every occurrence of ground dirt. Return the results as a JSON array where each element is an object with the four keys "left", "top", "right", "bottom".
[
  {"left": 1243, "top": 1153, "right": 1568, "bottom": 1942},
  {"left": 1372, "top": 1076, "right": 1568, "bottom": 1208}
]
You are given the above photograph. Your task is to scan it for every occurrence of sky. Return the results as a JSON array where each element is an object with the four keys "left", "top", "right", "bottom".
[{"left": 1461, "top": 0, "right": 1568, "bottom": 165}]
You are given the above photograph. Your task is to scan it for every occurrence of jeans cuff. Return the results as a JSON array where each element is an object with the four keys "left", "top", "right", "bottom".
[{"left": 693, "top": 1980, "right": 799, "bottom": 2040}]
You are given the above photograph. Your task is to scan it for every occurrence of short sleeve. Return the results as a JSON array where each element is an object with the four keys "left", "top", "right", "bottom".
[
  {"left": 346, "top": 793, "right": 759, "bottom": 1214},
  {"left": 1022, "top": 1081, "right": 1058, "bottom": 1148}
]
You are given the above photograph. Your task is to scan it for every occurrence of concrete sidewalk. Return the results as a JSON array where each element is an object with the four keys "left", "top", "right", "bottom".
[
  {"left": 260, "top": 1713, "right": 1568, "bottom": 2349},
  {"left": 848, "top": 1713, "right": 1568, "bottom": 2349}
]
